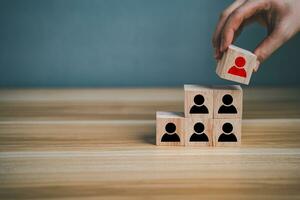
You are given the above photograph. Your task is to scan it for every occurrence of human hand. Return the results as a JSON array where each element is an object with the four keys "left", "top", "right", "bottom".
[{"left": 212, "top": 0, "right": 300, "bottom": 71}]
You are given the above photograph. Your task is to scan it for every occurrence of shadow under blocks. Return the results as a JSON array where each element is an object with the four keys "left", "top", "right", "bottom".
[{"left": 156, "top": 85, "right": 242, "bottom": 147}]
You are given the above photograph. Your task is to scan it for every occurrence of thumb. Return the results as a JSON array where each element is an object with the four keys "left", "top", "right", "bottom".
[{"left": 254, "top": 24, "right": 290, "bottom": 71}]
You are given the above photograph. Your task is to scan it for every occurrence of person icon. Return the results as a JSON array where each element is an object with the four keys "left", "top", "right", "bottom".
[
  {"left": 189, "top": 122, "right": 209, "bottom": 142},
  {"left": 189, "top": 94, "right": 209, "bottom": 114},
  {"left": 218, "top": 94, "right": 237, "bottom": 114},
  {"left": 228, "top": 56, "right": 247, "bottom": 78},
  {"left": 218, "top": 123, "right": 237, "bottom": 142},
  {"left": 161, "top": 122, "right": 180, "bottom": 142}
]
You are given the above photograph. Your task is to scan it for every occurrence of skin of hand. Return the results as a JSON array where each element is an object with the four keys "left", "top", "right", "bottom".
[{"left": 212, "top": 0, "right": 300, "bottom": 71}]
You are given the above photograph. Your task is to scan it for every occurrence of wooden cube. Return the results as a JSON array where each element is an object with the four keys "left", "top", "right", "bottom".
[
  {"left": 184, "top": 85, "right": 213, "bottom": 118},
  {"left": 216, "top": 45, "right": 257, "bottom": 85},
  {"left": 213, "top": 85, "right": 242, "bottom": 119},
  {"left": 213, "top": 118, "right": 241, "bottom": 147},
  {"left": 156, "top": 111, "right": 185, "bottom": 146},
  {"left": 185, "top": 118, "right": 213, "bottom": 147}
]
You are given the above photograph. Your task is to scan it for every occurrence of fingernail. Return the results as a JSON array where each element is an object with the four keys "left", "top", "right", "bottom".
[
  {"left": 220, "top": 38, "right": 224, "bottom": 51},
  {"left": 253, "top": 60, "right": 260, "bottom": 72},
  {"left": 214, "top": 49, "right": 218, "bottom": 58}
]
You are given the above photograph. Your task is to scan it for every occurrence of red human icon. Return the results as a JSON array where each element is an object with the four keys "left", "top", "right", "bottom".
[{"left": 227, "top": 56, "right": 247, "bottom": 78}]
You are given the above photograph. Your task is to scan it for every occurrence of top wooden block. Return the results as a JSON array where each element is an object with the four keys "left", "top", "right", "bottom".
[
  {"left": 184, "top": 85, "right": 213, "bottom": 118},
  {"left": 216, "top": 45, "right": 257, "bottom": 85}
]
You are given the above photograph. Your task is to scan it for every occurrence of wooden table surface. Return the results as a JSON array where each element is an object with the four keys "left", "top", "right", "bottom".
[{"left": 0, "top": 87, "right": 300, "bottom": 199}]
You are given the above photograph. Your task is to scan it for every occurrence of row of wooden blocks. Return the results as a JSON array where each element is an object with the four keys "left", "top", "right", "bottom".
[
  {"left": 156, "top": 85, "right": 243, "bottom": 147},
  {"left": 184, "top": 85, "right": 242, "bottom": 119},
  {"left": 156, "top": 112, "right": 241, "bottom": 147}
]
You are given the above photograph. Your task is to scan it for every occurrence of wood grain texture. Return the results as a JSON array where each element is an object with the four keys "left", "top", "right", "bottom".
[{"left": 0, "top": 88, "right": 300, "bottom": 199}]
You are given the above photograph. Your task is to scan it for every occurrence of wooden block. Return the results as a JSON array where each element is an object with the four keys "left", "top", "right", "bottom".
[
  {"left": 184, "top": 85, "right": 213, "bottom": 118},
  {"left": 156, "top": 111, "right": 185, "bottom": 146},
  {"left": 213, "top": 85, "right": 243, "bottom": 119},
  {"left": 185, "top": 118, "right": 213, "bottom": 147},
  {"left": 213, "top": 118, "right": 241, "bottom": 147},
  {"left": 216, "top": 45, "right": 257, "bottom": 85}
]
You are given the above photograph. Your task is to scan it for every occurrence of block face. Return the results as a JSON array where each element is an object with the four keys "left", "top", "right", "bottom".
[
  {"left": 156, "top": 111, "right": 185, "bottom": 146},
  {"left": 213, "top": 118, "right": 241, "bottom": 147},
  {"left": 184, "top": 85, "right": 213, "bottom": 118},
  {"left": 213, "top": 85, "right": 243, "bottom": 119},
  {"left": 185, "top": 118, "right": 213, "bottom": 146},
  {"left": 216, "top": 45, "right": 257, "bottom": 85}
]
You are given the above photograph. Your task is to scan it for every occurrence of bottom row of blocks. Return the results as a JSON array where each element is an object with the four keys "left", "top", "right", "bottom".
[{"left": 156, "top": 111, "right": 241, "bottom": 147}]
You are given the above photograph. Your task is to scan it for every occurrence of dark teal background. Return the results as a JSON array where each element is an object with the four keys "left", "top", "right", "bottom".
[{"left": 0, "top": 0, "right": 299, "bottom": 87}]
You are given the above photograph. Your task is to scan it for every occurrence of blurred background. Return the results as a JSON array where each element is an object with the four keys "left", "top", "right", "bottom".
[{"left": 0, "top": 0, "right": 299, "bottom": 87}]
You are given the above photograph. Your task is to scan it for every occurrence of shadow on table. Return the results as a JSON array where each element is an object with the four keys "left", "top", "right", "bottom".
[{"left": 140, "top": 132, "right": 155, "bottom": 145}]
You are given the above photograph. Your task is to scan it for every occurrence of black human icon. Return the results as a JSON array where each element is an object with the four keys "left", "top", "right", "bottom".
[
  {"left": 161, "top": 122, "right": 180, "bottom": 142},
  {"left": 189, "top": 122, "right": 209, "bottom": 142},
  {"left": 189, "top": 94, "right": 209, "bottom": 114},
  {"left": 218, "top": 94, "right": 237, "bottom": 114},
  {"left": 218, "top": 123, "right": 237, "bottom": 142}
]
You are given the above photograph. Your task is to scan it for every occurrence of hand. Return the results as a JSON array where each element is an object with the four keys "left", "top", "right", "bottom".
[{"left": 212, "top": 0, "right": 300, "bottom": 71}]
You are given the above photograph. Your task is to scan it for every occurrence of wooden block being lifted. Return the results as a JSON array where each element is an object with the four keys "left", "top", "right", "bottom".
[
  {"left": 184, "top": 85, "right": 213, "bottom": 118},
  {"left": 185, "top": 118, "right": 213, "bottom": 147},
  {"left": 216, "top": 45, "right": 257, "bottom": 85},
  {"left": 213, "top": 118, "right": 241, "bottom": 147},
  {"left": 156, "top": 111, "right": 185, "bottom": 146},
  {"left": 213, "top": 85, "right": 242, "bottom": 119}
]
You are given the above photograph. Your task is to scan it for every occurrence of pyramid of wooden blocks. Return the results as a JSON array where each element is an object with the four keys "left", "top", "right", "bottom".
[
  {"left": 216, "top": 45, "right": 257, "bottom": 85},
  {"left": 156, "top": 85, "right": 242, "bottom": 147}
]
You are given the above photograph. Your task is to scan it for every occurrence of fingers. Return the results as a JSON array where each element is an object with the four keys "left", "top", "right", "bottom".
[
  {"left": 212, "top": 0, "right": 246, "bottom": 59},
  {"left": 212, "top": 0, "right": 246, "bottom": 47},
  {"left": 220, "top": 0, "right": 271, "bottom": 52}
]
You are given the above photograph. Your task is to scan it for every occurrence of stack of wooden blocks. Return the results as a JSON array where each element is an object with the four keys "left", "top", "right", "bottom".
[{"left": 156, "top": 85, "right": 242, "bottom": 147}]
